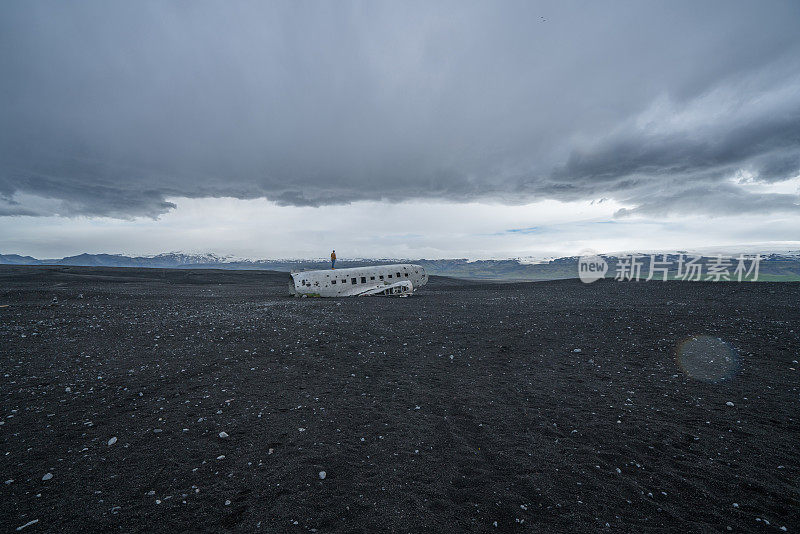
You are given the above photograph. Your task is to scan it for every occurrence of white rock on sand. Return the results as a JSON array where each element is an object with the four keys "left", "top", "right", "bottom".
[{"left": 15, "top": 519, "right": 39, "bottom": 531}]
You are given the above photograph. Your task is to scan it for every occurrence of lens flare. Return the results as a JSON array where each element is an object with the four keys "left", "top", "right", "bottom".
[{"left": 676, "top": 335, "right": 740, "bottom": 383}]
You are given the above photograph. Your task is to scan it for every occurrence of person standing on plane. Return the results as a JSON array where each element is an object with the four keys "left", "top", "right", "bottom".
[{"left": 331, "top": 250, "right": 336, "bottom": 269}]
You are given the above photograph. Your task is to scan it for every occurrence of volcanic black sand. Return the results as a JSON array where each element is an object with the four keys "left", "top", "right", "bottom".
[{"left": 1, "top": 265, "right": 798, "bottom": 533}]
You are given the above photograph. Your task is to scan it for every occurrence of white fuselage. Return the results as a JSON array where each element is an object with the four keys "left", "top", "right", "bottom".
[{"left": 290, "top": 263, "right": 428, "bottom": 297}]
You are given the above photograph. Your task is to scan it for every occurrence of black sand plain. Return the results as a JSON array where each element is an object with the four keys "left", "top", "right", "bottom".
[{"left": 1, "top": 265, "right": 798, "bottom": 533}]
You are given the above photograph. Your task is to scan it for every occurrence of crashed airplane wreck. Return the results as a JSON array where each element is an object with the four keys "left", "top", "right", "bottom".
[{"left": 290, "top": 264, "right": 428, "bottom": 297}]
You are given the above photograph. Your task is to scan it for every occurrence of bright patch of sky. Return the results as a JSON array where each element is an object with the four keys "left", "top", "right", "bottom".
[{"left": 2, "top": 195, "right": 798, "bottom": 260}]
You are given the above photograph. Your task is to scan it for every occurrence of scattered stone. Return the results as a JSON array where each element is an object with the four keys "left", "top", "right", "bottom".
[
  {"left": 42, "top": 473, "right": 53, "bottom": 481},
  {"left": 573, "top": 348, "right": 581, "bottom": 353},
  {"left": 217, "top": 455, "right": 225, "bottom": 460},
  {"left": 319, "top": 471, "right": 326, "bottom": 480},
  {"left": 726, "top": 401, "right": 734, "bottom": 407},
  {"left": 107, "top": 437, "right": 117, "bottom": 446},
  {"left": 15, "top": 519, "right": 39, "bottom": 531},
  {"left": 218, "top": 431, "right": 229, "bottom": 439},
  {"left": 225, "top": 500, "right": 231, "bottom": 506}
]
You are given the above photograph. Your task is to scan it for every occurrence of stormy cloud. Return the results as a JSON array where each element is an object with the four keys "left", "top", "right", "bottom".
[{"left": 1, "top": 1, "right": 799, "bottom": 218}]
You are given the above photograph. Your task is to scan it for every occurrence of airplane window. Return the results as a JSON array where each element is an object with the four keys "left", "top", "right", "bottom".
[
  {"left": 388, "top": 274, "right": 392, "bottom": 278},
  {"left": 342, "top": 280, "right": 346, "bottom": 284},
  {"left": 370, "top": 276, "right": 375, "bottom": 280},
  {"left": 361, "top": 277, "right": 366, "bottom": 283},
  {"left": 332, "top": 280, "right": 336, "bottom": 284},
  {"left": 351, "top": 278, "right": 357, "bottom": 284},
  {"left": 379, "top": 275, "right": 384, "bottom": 280},
  {"left": 404, "top": 273, "right": 408, "bottom": 277}
]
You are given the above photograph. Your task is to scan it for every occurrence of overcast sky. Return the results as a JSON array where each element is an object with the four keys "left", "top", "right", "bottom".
[{"left": 1, "top": 1, "right": 799, "bottom": 259}]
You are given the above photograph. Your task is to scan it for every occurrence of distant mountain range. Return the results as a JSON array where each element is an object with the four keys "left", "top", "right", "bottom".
[
  {"left": 0, "top": 252, "right": 235, "bottom": 268},
  {"left": 2, "top": 251, "right": 800, "bottom": 281}
]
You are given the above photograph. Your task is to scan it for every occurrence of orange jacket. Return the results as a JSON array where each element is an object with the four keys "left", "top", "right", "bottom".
[{"left": 331, "top": 251, "right": 336, "bottom": 260}]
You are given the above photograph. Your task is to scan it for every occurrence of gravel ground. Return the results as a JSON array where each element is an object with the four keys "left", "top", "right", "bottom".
[{"left": 1, "top": 265, "right": 798, "bottom": 533}]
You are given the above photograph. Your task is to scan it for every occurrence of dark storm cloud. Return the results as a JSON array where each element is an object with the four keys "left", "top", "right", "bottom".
[
  {"left": 1, "top": 0, "right": 799, "bottom": 218},
  {"left": 537, "top": 98, "right": 800, "bottom": 214}
]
